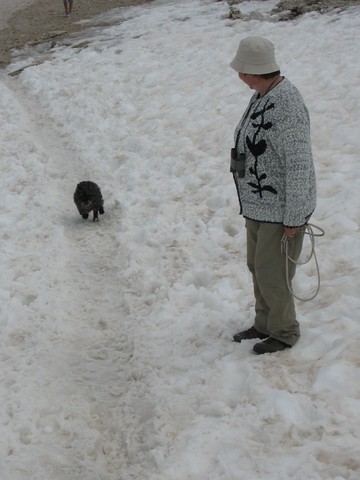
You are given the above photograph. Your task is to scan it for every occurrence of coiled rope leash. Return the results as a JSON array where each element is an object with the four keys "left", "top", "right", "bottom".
[{"left": 281, "top": 223, "right": 325, "bottom": 302}]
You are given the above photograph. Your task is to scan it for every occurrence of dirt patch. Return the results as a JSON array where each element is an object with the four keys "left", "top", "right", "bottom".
[
  {"left": 272, "top": 0, "right": 360, "bottom": 19},
  {"left": 0, "top": 0, "right": 154, "bottom": 67},
  {"left": 227, "top": 0, "right": 360, "bottom": 20}
]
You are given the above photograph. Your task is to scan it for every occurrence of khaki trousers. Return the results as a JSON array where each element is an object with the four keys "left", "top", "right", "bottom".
[{"left": 245, "top": 219, "right": 304, "bottom": 346}]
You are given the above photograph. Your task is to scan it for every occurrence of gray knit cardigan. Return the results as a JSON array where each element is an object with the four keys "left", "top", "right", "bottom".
[{"left": 233, "top": 77, "right": 316, "bottom": 227}]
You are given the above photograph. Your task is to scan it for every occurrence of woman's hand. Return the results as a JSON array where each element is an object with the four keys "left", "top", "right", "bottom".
[{"left": 284, "top": 227, "right": 300, "bottom": 239}]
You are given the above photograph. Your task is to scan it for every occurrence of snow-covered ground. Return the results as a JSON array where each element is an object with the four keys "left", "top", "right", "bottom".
[{"left": 1, "top": 0, "right": 360, "bottom": 478}]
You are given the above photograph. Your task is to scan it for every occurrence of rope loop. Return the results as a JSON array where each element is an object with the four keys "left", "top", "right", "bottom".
[{"left": 281, "top": 223, "right": 325, "bottom": 302}]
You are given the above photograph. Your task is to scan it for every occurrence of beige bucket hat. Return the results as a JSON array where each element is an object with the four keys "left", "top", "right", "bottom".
[{"left": 230, "top": 36, "right": 280, "bottom": 74}]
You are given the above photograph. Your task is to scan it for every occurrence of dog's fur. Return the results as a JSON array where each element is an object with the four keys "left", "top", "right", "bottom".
[{"left": 73, "top": 181, "right": 105, "bottom": 221}]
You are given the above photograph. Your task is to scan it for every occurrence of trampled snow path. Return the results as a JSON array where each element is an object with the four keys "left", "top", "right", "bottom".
[{"left": 2, "top": 77, "right": 157, "bottom": 479}]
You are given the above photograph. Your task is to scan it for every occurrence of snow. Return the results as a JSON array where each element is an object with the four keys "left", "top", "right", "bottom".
[{"left": 1, "top": 0, "right": 360, "bottom": 478}]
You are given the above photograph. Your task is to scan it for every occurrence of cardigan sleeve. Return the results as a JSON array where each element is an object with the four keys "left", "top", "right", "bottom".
[{"left": 278, "top": 101, "right": 315, "bottom": 227}]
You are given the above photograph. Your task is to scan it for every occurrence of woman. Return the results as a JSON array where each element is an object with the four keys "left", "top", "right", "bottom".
[{"left": 229, "top": 36, "right": 316, "bottom": 354}]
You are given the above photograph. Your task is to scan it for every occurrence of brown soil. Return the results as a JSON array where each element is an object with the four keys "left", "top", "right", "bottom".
[
  {"left": 0, "top": 0, "right": 154, "bottom": 67},
  {"left": 228, "top": 0, "right": 360, "bottom": 20},
  {"left": 271, "top": 0, "right": 360, "bottom": 19}
]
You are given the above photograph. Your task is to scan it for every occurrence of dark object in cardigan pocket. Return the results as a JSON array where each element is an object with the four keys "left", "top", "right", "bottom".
[{"left": 230, "top": 148, "right": 246, "bottom": 178}]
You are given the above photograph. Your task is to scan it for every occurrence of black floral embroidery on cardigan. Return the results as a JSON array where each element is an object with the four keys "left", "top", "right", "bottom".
[{"left": 246, "top": 99, "right": 278, "bottom": 198}]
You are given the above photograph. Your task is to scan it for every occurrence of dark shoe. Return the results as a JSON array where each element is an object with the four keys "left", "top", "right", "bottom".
[
  {"left": 253, "top": 337, "right": 291, "bottom": 354},
  {"left": 233, "top": 326, "right": 269, "bottom": 343}
]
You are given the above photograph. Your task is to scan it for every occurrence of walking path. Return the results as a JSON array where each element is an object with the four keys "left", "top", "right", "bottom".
[{"left": 2, "top": 74, "right": 155, "bottom": 478}]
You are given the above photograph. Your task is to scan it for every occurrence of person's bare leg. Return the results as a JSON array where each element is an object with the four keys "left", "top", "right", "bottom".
[{"left": 63, "top": 0, "right": 69, "bottom": 16}]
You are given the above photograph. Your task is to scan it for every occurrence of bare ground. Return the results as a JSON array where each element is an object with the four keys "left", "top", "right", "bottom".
[
  {"left": 270, "top": 0, "right": 360, "bottom": 19},
  {"left": 227, "top": 0, "right": 360, "bottom": 20},
  {"left": 0, "top": 0, "right": 154, "bottom": 67}
]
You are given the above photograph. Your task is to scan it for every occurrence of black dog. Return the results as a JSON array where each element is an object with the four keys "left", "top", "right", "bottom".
[{"left": 73, "top": 181, "right": 105, "bottom": 221}]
